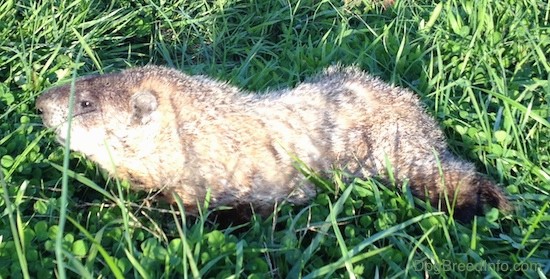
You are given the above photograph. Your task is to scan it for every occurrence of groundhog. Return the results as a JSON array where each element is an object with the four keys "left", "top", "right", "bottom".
[{"left": 36, "top": 65, "right": 510, "bottom": 222}]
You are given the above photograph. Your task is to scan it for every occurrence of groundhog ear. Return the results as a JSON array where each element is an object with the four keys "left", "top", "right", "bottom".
[{"left": 130, "top": 91, "right": 158, "bottom": 125}]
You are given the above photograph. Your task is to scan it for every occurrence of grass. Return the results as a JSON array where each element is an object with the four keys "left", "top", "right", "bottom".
[{"left": 1, "top": 0, "right": 549, "bottom": 278}]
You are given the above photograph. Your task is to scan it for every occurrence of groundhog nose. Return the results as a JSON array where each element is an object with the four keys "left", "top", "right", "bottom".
[
  {"left": 35, "top": 94, "right": 50, "bottom": 113},
  {"left": 35, "top": 99, "right": 45, "bottom": 115}
]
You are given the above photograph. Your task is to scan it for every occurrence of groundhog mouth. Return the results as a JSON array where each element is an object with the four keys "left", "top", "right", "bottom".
[
  {"left": 46, "top": 112, "right": 93, "bottom": 146},
  {"left": 55, "top": 134, "right": 67, "bottom": 146},
  {"left": 52, "top": 127, "right": 68, "bottom": 146}
]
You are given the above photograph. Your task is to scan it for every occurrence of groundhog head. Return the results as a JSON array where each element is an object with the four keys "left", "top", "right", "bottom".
[{"left": 36, "top": 71, "right": 162, "bottom": 173}]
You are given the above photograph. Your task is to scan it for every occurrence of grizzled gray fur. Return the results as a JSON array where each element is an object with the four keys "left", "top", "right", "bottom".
[{"left": 36, "top": 66, "right": 510, "bottom": 222}]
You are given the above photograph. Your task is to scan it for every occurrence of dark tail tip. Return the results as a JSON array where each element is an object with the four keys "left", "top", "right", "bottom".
[
  {"left": 451, "top": 173, "right": 512, "bottom": 223},
  {"left": 477, "top": 175, "right": 512, "bottom": 213}
]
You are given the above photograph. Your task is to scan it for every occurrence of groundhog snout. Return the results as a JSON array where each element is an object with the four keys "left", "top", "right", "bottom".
[
  {"left": 36, "top": 94, "right": 63, "bottom": 128},
  {"left": 35, "top": 96, "right": 45, "bottom": 114},
  {"left": 35, "top": 96, "right": 49, "bottom": 121}
]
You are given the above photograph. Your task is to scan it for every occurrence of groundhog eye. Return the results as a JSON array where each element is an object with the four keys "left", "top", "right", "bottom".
[{"left": 80, "top": 101, "right": 93, "bottom": 108}]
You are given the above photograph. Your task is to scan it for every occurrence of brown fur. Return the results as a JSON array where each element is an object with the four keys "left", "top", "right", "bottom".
[{"left": 36, "top": 65, "right": 510, "bottom": 222}]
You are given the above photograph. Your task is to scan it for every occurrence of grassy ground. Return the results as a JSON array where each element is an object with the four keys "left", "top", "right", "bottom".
[{"left": 1, "top": 0, "right": 549, "bottom": 278}]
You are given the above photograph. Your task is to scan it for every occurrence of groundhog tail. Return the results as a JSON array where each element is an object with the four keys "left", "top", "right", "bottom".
[{"left": 476, "top": 175, "right": 512, "bottom": 213}]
